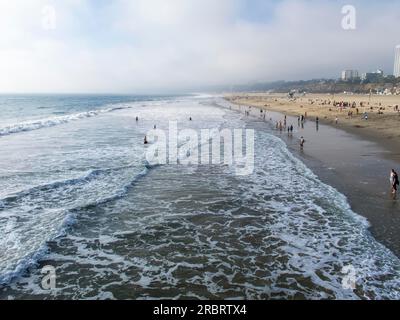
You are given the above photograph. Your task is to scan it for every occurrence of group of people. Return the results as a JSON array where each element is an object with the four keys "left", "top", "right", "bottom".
[
  {"left": 347, "top": 110, "right": 357, "bottom": 118},
  {"left": 275, "top": 115, "right": 306, "bottom": 149},
  {"left": 297, "top": 114, "right": 307, "bottom": 124},
  {"left": 333, "top": 101, "right": 358, "bottom": 109},
  {"left": 276, "top": 121, "right": 284, "bottom": 131}
]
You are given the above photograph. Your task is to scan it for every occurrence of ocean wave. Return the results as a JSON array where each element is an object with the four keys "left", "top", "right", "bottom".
[
  {"left": 0, "top": 160, "right": 151, "bottom": 285},
  {"left": 0, "top": 105, "right": 132, "bottom": 138},
  {"left": 0, "top": 213, "right": 73, "bottom": 286},
  {"left": 0, "top": 164, "right": 135, "bottom": 207}
]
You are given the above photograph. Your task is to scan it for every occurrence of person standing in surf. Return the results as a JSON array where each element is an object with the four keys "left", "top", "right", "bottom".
[
  {"left": 390, "top": 170, "right": 395, "bottom": 186},
  {"left": 391, "top": 169, "right": 399, "bottom": 196},
  {"left": 300, "top": 137, "right": 305, "bottom": 149}
]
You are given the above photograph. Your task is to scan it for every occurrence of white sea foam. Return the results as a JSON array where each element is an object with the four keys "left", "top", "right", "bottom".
[
  {"left": 0, "top": 161, "right": 149, "bottom": 285},
  {"left": 1, "top": 97, "right": 400, "bottom": 300},
  {"left": 0, "top": 105, "right": 132, "bottom": 137}
]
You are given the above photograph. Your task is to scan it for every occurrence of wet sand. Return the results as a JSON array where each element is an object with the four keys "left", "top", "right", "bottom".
[
  {"left": 225, "top": 98, "right": 400, "bottom": 258},
  {"left": 226, "top": 93, "right": 400, "bottom": 159}
]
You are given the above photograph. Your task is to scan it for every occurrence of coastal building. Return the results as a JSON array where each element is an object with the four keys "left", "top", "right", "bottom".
[
  {"left": 341, "top": 70, "right": 359, "bottom": 81},
  {"left": 361, "top": 69, "right": 384, "bottom": 82},
  {"left": 394, "top": 45, "right": 400, "bottom": 78}
]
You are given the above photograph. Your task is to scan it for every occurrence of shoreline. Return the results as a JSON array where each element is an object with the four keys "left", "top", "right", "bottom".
[
  {"left": 226, "top": 93, "right": 400, "bottom": 161},
  {"left": 224, "top": 94, "right": 400, "bottom": 258}
]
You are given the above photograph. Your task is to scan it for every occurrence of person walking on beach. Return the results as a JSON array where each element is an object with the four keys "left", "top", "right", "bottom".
[
  {"left": 390, "top": 169, "right": 395, "bottom": 185},
  {"left": 300, "top": 136, "right": 305, "bottom": 149},
  {"left": 391, "top": 169, "right": 399, "bottom": 196},
  {"left": 287, "top": 125, "right": 293, "bottom": 137}
]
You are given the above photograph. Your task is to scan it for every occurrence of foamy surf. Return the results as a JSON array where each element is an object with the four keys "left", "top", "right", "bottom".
[
  {"left": 1, "top": 95, "right": 400, "bottom": 300},
  {"left": 0, "top": 105, "right": 132, "bottom": 137},
  {"left": 0, "top": 164, "right": 150, "bottom": 285}
]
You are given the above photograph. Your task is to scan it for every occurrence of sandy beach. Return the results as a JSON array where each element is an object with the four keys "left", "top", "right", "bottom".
[
  {"left": 225, "top": 93, "right": 400, "bottom": 258},
  {"left": 226, "top": 93, "right": 400, "bottom": 157}
]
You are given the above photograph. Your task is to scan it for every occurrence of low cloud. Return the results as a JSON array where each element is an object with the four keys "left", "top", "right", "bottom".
[{"left": 0, "top": 0, "right": 399, "bottom": 93}]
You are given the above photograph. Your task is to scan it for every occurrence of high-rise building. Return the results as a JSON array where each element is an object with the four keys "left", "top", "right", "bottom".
[
  {"left": 394, "top": 45, "right": 400, "bottom": 78},
  {"left": 341, "top": 70, "right": 359, "bottom": 81}
]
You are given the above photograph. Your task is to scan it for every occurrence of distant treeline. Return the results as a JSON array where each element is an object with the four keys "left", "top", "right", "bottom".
[{"left": 230, "top": 78, "right": 400, "bottom": 94}]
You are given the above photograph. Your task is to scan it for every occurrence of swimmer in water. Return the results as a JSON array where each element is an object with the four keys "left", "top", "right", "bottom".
[{"left": 144, "top": 136, "right": 148, "bottom": 145}]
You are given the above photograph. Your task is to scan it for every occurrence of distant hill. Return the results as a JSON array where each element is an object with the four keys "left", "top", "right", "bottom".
[{"left": 229, "top": 78, "right": 400, "bottom": 95}]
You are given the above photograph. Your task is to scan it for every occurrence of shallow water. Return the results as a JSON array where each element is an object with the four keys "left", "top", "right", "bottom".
[{"left": 0, "top": 95, "right": 399, "bottom": 300}]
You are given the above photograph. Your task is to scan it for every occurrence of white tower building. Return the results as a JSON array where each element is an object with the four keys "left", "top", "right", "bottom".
[{"left": 394, "top": 45, "right": 400, "bottom": 78}]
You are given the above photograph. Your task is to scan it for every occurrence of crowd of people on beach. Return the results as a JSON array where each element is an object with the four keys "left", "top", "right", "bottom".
[{"left": 302, "top": 98, "right": 400, "bottom": 124}]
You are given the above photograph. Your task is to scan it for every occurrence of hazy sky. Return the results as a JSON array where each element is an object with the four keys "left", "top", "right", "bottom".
[{"left": 0, "top": 0, "right": 399, "bottom": 93}]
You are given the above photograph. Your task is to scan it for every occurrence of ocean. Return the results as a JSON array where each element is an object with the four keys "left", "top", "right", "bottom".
[{"left": 0, "top": 94, "right": 399, "bottom": 300}]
